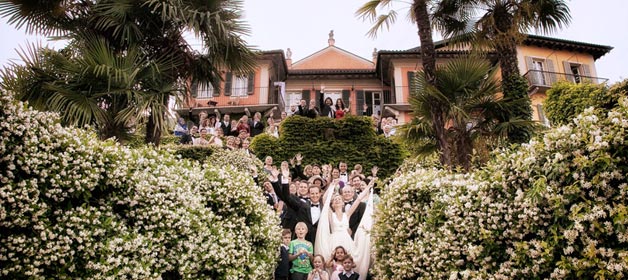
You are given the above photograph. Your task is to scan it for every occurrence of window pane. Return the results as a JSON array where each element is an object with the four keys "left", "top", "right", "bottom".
[
  {"left": 197, "top": 83, "right": 214, "bottom": 98},
  {"left": 232, "top": 76, "right": 248, "bottom": 97}
]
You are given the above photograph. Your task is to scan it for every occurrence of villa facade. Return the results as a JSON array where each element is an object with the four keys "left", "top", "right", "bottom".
[{"left": 176, "top": 32, "right": 612, "bottom": 126}]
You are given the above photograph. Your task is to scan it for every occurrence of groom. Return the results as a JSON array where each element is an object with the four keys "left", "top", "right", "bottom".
[
  {"left": 270, "top": 168, "right": 322, "bottom": 244},
  {"left": 342, "top": 182, "right": 366, "bottom": 239}
]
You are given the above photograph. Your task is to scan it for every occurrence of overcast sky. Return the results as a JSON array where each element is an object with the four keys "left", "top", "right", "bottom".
[{"left": 1, "top": 0, "right": 625, "bottom": 83}]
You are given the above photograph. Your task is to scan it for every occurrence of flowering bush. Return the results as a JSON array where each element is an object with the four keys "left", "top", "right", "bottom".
[
  {"left": 0, "top": 93, "right": 280, "bottom": 279},
  {"left": 373, "top": 99, "right": 628, "bottom": 279}
]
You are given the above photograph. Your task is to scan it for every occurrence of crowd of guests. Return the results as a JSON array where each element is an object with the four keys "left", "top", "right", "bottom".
[
  {"left": 254, "top": 154, "right": 380, "bottom": 280},
  {"left": 172, "top": 98, "right": 392, "bottom": 279},
  {"left": 173, "top": 96, "right": 399, "bottom": 148},
  {"left": 173, "top": 107, "right": 280, "bottom": 149}
]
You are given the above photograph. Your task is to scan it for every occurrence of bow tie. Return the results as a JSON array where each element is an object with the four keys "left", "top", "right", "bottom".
[
  {"left": 311, "top": 204, "right": 320, "bottom": 208},
  {"left": 340, "top": 173, "right": 347, "bottom": 176},
  {"left": 344, "top": 200, "right": 354, "bottom": 206}
]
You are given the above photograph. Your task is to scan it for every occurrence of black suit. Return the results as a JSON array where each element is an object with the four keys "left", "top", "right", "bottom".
[
  {"left": 249, "top": 120, "right": 264, "bottom": 137},
  {"left": 272, "top": 176, "right": 319, "bottom": 244},
  {"left": 338, "top": 272, "right": 360, "bottom": 280},
  {"left": 346, "top": 201, "right": 366, "bottom": 238},
  {"left": 218, "top": 121, "right": 231, "bottom": 135},
  {"left": 320, "top": 94, "right": 335, "bottom": 118},
  {"left": 263, "top": 192, "right": 277, "bottom": 208}
]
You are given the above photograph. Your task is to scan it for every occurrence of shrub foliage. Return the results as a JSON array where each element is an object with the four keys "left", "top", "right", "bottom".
[
  {"left": 544, "top": 79, "right": 628, "bottom": 126},
  {"left": 373, "top": 98, "right": 628, "bottom": 279},
  {"left": 250, "top": 115, "right": 406, "bottom": 178},
  {"left": 0, "top": 93, "right": 280, "bottom": 279}
]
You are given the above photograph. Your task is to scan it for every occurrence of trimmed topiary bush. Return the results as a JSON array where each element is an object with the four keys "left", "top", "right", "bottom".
[
  {"left": 373, "top": 98, "right": 628, "bottom": 279},
  {"left": 0, "top": 93, "right": 280, "bottom": 279},
  {"left": 250, "top": 115, "right": 407, "bottom": 178}
]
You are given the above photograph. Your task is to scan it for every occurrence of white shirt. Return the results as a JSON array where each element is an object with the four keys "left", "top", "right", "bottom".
[
  {"left": 310, "top": 202, "right": 321, "bottom": 224},
  {"left": 339, "top": 172, "right": 349, "bottom": 185}
]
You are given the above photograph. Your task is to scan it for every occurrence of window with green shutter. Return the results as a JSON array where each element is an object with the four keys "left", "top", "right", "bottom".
[
  {"left": 224, "top": 72, "right": 233, "bottom": 96},
  {"left": 302, "top": 89, "right": 310, "bottom": 102},
  {"left": 247, "top": 73, "right": 255, "bottom": 95},
  {"left": 341, "top": 90, "right": 350, "bottom": 109},
  {"left": 356, "top": 90, "right": 365, "bottom": 115}
]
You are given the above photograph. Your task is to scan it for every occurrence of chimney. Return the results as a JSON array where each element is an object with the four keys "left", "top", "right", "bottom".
[
  {"left": 372, "top": 48, "right": 378, "bottom": 64},
  {"left": 286, "top": 48, "right": 292, "bottom": 69},
  {"left": 328, "top": 30, "right": 335, "bottom": 46}
]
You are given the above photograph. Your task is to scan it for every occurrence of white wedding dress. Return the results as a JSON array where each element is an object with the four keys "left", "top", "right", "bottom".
[
  {"left": 329, "top": 212, "right": 354, "bottom": 255},
  {"left": 315, "top": 187, "right": 374, "bottom": 280}
]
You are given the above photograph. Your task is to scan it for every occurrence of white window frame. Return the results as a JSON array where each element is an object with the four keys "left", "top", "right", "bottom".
[
  {"left": 196, "top": 83, "right": 214, "bottom": 98},
  {"left": 232, "top": 76, "right": 248, "bottom": 97},
  {"left": 532, "top": 59, "right": 547, "bottom": 85}
]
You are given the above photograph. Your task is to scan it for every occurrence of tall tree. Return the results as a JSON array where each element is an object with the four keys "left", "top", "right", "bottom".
[
  {"left": 402, "top": 57, "right": 526, "bottom": 170},
  {"left": 1, "top": 40, "right": 181, "bottom": 142},
  {"left": 357, "top": 0, "right": 456, "bottom": 166},
  {"left": 437, "top": 0, "right": 571, "bottom": 142},
  {"left": 0, "top": 0, "right": 257, "bottom": 145}
]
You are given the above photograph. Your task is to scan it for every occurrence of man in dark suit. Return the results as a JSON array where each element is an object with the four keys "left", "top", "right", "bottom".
[
  {"left": 341, "top": 184, "right": 365, "bottom": 239},
  {"left": 216, "top": 111, "right": 231, "bottom": 136},
  {"left": 249, "top": 111, "right": 265, "bottom": 137},
  {"left": 270, "top": 170, "right": 322, "bottom": 244}
]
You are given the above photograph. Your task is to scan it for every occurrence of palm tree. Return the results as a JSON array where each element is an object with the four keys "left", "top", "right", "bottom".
[
  {"left": 0, "top": 0, "right": 257, "bottom": 145},
  {"left": 437, "top": 0, "right": 571, "bottom": 142},
  {"left": 402, "top": 57, "right": 522, "bottom": 170},
  {"left": 357, "top": 0, "right": 459, "bottom": 166},
  {"left": 1, "top": 39, "right": 182, "bottom": 142}
]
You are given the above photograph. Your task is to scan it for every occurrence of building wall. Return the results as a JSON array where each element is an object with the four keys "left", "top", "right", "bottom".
[
  {"left": 190, "top": 64, "right": 268, "bottom": 108},
  {"left": 517, "top": 45, "right": 597, "bottom": 79},
  {"left": 285, "top": 79, "right": 384, "bottom": 115}
]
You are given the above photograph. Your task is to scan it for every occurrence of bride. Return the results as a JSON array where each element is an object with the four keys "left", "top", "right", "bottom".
[{"left": 315, "top": 179, "right": 374, "bottom": 280}]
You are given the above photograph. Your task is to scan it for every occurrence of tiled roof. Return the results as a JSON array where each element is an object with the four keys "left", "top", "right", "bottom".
[{"left": 400, "top": 34, "right": 613, "bottom": 60}]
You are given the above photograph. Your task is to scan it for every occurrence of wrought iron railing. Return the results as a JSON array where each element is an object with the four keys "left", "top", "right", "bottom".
[{"left": 523, "top": 70, "right": 608, "bottom": 88}]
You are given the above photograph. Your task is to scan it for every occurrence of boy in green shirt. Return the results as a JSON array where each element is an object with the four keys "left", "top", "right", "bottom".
[{"left": 288, "top": 222, "right": 313, "bottom": 280}]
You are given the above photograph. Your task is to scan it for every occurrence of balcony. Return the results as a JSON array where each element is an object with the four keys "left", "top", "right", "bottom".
[
  {"left": 523, "top": 70, "right": 608, "bottom": 94},
  {"left": 175, "top": 86, "right": 285, "bottom": 116}
]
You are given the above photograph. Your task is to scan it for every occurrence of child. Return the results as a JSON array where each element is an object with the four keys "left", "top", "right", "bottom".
[
  {"left": 331, "top": 255, "right": 358, "bottom": 280},
  {"left": 275, "top": 229, "right": 292, "bottom": 280},
  {"left": 289, "top": 222, "right": 313, "bottom": 280},
  {"left": 325, "top": 246, "right": 347, "bottom": 274},
  {"left": 307, "top": 254, "right": 329, "bottom": 280}
]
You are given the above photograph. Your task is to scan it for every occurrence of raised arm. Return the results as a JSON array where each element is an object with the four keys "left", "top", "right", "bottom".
[
  {"left": 291, "top": 153, "right": 307, "bottom": 180},
  {"left": 280, "top": 164, "right": 307, "bottom": 211},
  {"left": 214, "top": 109, "right": 221, "bottom": 123},
  {"left": 346, "top": 180, "right": 374, "bottom": 218}
]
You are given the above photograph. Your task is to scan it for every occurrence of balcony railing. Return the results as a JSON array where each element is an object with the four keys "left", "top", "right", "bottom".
[
  {"left": 523, "top": 70, "right": 608, "bottom": 89},
  {"left": 177, "top": 86, "right": 282, "bottom": 109}
]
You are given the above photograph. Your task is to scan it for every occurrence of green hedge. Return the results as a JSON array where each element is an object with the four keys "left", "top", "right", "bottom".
[
  {"left": 544, "top": 79, "right": 627, "bottom": 126},
  {"left": 250, "top": 115, "right": 407, "bottom": 178}
]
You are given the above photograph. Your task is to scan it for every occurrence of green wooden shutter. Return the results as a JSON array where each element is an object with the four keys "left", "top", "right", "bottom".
[
  {"left": 302, "top": 89, "right": 310, "bottom": 102},
  {"left": 191, "top": 82, "right": 198, "bottom": 98},
  {"left": 546, "top": 59, "right": 556, "bottom": 86},
  {"left": 582, "top": 64, "right": 592, "bottom": 83},
  {"left": 563, "top": 61, "right": 574, "bottom": 83},
  {"left": 407, "top": 71, "right": 417, "bottom": 93},
  {"left": 383, "top": 89, "right": 392, "bottom": 104},
  {"left": 247, "top": 72, "right": 255, "bottom": 95},
  {"left": 224, "top": 72, "right": 233, "bottom": 96},
  {"left": 356, "top": 90, "right": 365, "bottom": 115},
  {"left": 365, "top": 91, "right": 373, "bottom": 116},
  {"left": 342, "top": 90, "right": 350, "bottom": 109}
]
